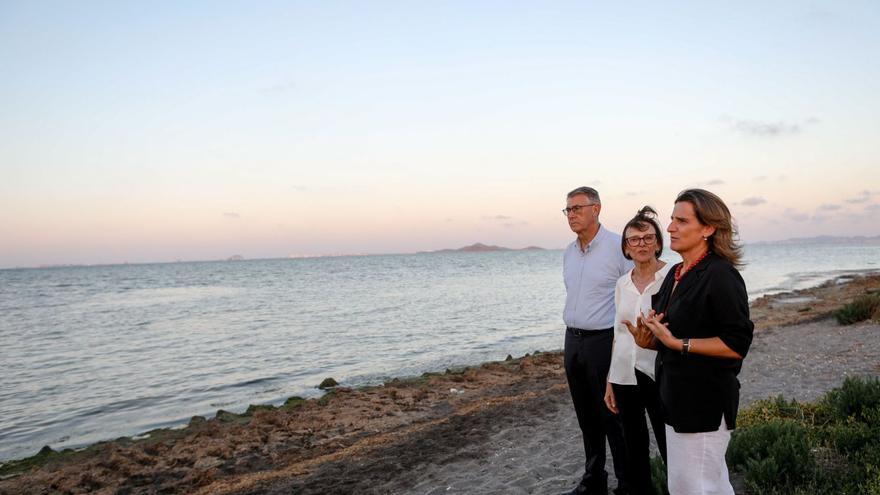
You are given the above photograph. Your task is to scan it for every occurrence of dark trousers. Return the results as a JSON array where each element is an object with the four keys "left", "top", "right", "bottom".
[
  {"left": 612, "top": 369, "right": 667, "bottom": 495},
  {"left": 564, "top": 328, "right": 628, "bottom": 493}
]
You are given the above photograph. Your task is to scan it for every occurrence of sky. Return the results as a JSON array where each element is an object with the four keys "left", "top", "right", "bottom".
[{"left": 2, "top": 1, "right": 879, "bottom": 268}]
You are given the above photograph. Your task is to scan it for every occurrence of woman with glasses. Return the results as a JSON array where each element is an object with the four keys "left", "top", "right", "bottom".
[
  {"left": 628, "top": 189, "right": 753, "bottom": 495},
  {"left": 604, "top": 206, "right": 670, "bottom": 495}
]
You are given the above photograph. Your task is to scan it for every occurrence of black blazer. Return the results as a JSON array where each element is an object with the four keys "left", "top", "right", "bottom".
[{"left": 652, "top": 253, "right": 754, "bottom": 433}]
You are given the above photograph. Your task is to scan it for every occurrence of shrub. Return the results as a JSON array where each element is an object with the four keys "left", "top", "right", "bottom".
[
  {"left": 650, "top": 455, "right": 669, "bottom": 495},
  {"left": 730, "top": 377, "right": 880, "bottom": 493},
  {"left": 834, "top": 294, "right": 880, "bottom": 325},
  {"left": 822, "top": 376, "right": 880, "bottom": 423},
  {"left": 727, "top": 419, "right": 815, "bottom": 492},
  {"left": 736, "top": 394, "right": 833, "bottom": 431},
  {"left": 824, "top": 420, "right": 878, "bottom": 455}
]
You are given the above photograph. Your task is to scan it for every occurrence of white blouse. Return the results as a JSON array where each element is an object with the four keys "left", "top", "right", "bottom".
[{"left": 607, "top": 263, "right": 672, "bottom": 385}]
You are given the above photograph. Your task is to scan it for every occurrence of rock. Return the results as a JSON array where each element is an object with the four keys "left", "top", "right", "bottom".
[
  {"left": 245, "top": 404, "right": 275, "bottom": 416},
  {"left": 215, "top": 410, "right": 247, "bottom": 423},
  {"left": 282, "top": 396, "right": 306, "bottom": 408},
  {"left": 37, "top": 445, "right": 55, "bottom": 456},
  {"left": 319, "top": 377, "right": 339, "bottom": 389},
  {"left": 505, "top": 355, "right": 513, "bottom": 361},
  {"left": 193, "top": 456, "right": 224, "bottom": 469}
]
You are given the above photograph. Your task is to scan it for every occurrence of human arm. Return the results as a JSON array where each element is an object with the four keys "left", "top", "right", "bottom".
[
  {"left": 623, "top": 314, "right": 657, "bottom": 350},
  {"left": 642, "top": 311, "right": 745, "bottom": 359},
  {"left": 604, "top": 382, "right": 618, "bottom": 414}
]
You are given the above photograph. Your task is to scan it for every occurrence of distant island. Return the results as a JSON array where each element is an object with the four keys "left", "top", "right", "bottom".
[
  {"left": 752, "top": 235, "right": 880, "bottom": 246},
  {"left": 419, "top": 243, "right": 546, "bottom": 254}
]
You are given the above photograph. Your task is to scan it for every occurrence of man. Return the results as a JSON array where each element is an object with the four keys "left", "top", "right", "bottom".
[{"left": 561, "top": 186, "right": 633, "bottom": 495}]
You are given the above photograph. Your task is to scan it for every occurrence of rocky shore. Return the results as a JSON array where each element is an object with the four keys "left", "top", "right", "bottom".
[{"left": 2, "top": 274, "right": 879, "bottom": 495}]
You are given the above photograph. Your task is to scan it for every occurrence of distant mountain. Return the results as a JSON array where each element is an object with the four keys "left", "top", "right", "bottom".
[
  {"left": 420, "top": 243, "right": 546, "bottom": 254},
  {"left": 752, "top": 235, "right": 880, "bottom": 246}
]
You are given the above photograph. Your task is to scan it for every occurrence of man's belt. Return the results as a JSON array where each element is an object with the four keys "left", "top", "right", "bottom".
[{"left": 566, "top": 326, "right": 613, "bottom": 337}]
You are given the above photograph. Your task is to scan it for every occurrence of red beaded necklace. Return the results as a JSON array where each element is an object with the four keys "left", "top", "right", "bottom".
[{"left": 674, "top": 250, "right": 710, "bottom": 282}]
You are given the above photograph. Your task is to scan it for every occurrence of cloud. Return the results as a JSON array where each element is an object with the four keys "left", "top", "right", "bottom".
[
  {"left": 291, "top": 185, "right": 309, "bottom": 192},
  {"left": 802, "top": 8, "right": 839, "bottom": 23},
  {"left": 784, "top": 208, "right": 809, "bottom": 222},
  {"left": 483, "top": 215, "right": 527, "bottom": 228},
  {"left": 866, "top": 204, "right": 880, "bottom": 212},
  {"left": 820, "top": 203, "right": 842, "bottom": 211},
  {"left": 740, "top": 197, "right": 766, "bottom": 207},
  {"left": 721, "top": 115, "right": 818, "bottom": 138},
  {"left": 753, "top": 176, "right": 767, "bottom": 182},
  {"left": 625, "top": 191, "right": 645, "bottom": 197},
  {"left": 262, "top": 80, "right": 298, "bottom": 94},
  {"left": 845, "top": 191, "right": 874, "bottom": 204},
  {"left": 223, "top": 212, "right": 240, "bottom": 219},
  {"left": 733, "top": 120, "right": 801, "bottom": 137},
  {"left": 811, "top": 214, "right": 830, "bottom": 223}
]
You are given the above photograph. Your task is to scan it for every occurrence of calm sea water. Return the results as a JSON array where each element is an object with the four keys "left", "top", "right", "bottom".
[{"left": 2, "top": 242, "right": 879, "bottom": 462}]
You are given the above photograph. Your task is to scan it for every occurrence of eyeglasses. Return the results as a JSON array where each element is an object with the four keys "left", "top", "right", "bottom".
[
  {"left": 562, "top": 203, "right": 597, "bottom": 216},
  {"left": 625, "top": 234, "right": 657, "bottom": 247}
]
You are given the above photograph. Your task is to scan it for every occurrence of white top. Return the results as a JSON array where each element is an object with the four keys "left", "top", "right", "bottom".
[
  {"left": 563, "top": 225, "right": 633, "bottom": 330},
  {"left": 607, "top": 263, "right": 672, "bottom": 384}
]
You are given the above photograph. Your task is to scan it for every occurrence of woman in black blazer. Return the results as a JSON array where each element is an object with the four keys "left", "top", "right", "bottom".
[{"left": 626, "top": 189, "right": 753, "bottom": 495}]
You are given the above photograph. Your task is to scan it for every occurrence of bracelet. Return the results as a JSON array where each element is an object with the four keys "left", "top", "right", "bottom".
[{"left": 681, "top": 338, "right": 690, "bottom": 356}]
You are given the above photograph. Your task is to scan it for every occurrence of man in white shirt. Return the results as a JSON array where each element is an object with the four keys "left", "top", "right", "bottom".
[{"left": 560, "top": 186, "right": 633, "bottom": 495}]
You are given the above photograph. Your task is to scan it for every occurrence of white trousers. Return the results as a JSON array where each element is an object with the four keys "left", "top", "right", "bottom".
[{"left": 665, "top": 420, "right": 734, "bottom": 495}]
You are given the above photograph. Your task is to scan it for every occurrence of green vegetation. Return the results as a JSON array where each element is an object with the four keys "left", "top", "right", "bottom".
[
  {"left": 0, "top": 446, "right": 64, "bottom": 478},
  {"left": 318, "top": 377, "right": 339, "bottom": 389},
  {"left": 727, "top": 376, "right": 880, "bottom": 494},
  {"left": 650, "top": 455, "right": 669, "bottom": 495},
  {"left": 834, "top": 293, "right": 880, "bottom": 325}
]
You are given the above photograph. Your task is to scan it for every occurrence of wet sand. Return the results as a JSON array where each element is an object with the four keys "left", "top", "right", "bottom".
[{"left": 2, "top": 274, "right": 879, "bottom": 495}]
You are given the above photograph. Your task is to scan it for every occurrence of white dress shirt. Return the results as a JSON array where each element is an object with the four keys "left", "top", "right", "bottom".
[
  {"left": 563, "top": 225, "right": 633, "bottom": 330},
  {"left": 607, "top": 262, "right": 672, "bottom": 384}
]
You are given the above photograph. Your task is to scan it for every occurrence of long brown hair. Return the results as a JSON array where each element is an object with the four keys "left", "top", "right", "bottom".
[{"left": 675, "top": 189, "right": 744, "bottom": 268}]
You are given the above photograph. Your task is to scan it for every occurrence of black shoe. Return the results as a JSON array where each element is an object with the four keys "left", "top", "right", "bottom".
[
  {"left": 560, "top": 484, "right": 607, "bottom": 495},
  {"left": 560, "top": 485, "right": 588, "bottom": 495}
]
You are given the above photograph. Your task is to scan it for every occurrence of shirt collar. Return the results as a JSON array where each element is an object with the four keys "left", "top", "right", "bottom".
[
  {"left": 574, "top": 224, "right": 605, "bottom": 253},
  {"left": 623, "top": 262, "right": 670, "bottom": 288}
]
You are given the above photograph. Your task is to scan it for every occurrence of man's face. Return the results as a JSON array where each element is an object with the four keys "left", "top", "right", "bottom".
[{"left": 566, "top": 194, "right": 599, "bottom": 235}]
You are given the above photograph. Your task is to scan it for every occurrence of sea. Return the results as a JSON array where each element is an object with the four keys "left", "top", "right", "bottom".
[{"left": 2, "top": 241, "right": 879, "bottom": 462}]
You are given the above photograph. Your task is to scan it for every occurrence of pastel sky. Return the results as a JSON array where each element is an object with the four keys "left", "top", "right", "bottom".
[{"left": 2, "top": 1, "right": 879, "bottom": 268}]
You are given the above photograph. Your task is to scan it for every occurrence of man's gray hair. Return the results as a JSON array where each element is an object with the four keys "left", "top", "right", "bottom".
[{"left": 566, "top": 186, "right": 601, "bottom": 204}]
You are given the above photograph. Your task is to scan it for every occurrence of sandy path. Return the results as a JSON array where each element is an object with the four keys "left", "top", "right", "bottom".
[{"left": 271, "top": 319, "right": 880, "bottom": 495}]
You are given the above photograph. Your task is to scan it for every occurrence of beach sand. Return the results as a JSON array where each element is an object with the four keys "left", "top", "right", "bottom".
[{"left": 1, "top": 274, "right": 879, "bottom": 495}]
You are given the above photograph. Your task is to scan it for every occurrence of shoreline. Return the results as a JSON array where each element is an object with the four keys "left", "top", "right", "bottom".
[{"left": 2, "top": 273, "right": 879, "bottom": 494}]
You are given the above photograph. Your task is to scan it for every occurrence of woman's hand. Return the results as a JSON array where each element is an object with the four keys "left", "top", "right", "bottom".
[
  {"left": 642, "top": 310, "right": 679, "bottom": 350},
  {"left": 623, "top": 315, "right": 656, "bottom": 350},
  {"left": 604, "top": 382, "right": 618, "bottom": 414}
]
